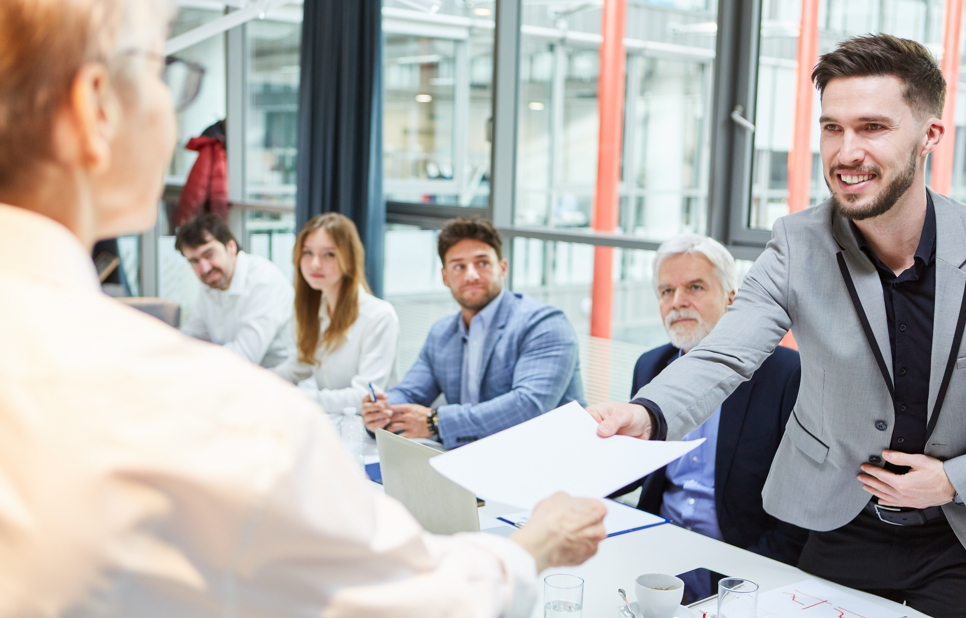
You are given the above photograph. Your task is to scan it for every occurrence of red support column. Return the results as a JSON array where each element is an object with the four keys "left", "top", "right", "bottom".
[
  {"left": 786, "top": 0, "right": 820, "bottom": 215},
  {"left": 931, "top": 0, "right": 963, "bottom": 195},
  {"left": 590, "top": 0, "right": 627, "bottom": 339}
]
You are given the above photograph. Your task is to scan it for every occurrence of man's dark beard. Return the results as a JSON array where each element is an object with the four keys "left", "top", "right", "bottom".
[{"left": 829, "top": 148, "right": 918, "bottom": 221}]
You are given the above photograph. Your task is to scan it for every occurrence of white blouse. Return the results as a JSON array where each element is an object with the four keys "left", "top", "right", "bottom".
[{"left": 273, "top": 287, "right": 399, "bottom": 413}]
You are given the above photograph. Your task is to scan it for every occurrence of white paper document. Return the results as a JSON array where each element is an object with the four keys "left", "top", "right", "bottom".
[
  {"left": 757, "top": 580, "right": 907, "bottom": 618},
  {"left": 497, "top": 498, "right": 666, "bottom": 537},
  {"left": 429, "top": 401, "right": 703, "bottom": 509}
]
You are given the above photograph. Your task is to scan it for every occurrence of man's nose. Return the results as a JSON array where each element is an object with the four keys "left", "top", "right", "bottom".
[
  {"left": 464, "top": 264, "right": 480, "bottom": 280},
  {"left": 671, "top": 289, "right": 690, "bottom": 308},
  {"left": 839, "top": 130, "right": 866, "bottom": 166},
  {"left": 199, "top": 260, "right": 213, "bottom": 275}
]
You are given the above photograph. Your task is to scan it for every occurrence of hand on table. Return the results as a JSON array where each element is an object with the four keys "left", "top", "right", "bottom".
[
  {"left": 858, "top": 450, "right": 956, "bottom": 508},
  {"left": 361, "top": 393, "right": 393, "bottom": 433},
  {"left": 511, "top": 492, "right": 608, "bottom": 572},
  {"left": 586, "top": 402, "right": 654, "bottom": 440},
  {"left": 385, "top": 403, "right": 433, "bottom": 439}
]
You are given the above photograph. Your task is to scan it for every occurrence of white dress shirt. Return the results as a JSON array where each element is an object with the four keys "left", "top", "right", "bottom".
[
  {"left": 181, "top": 250, "right": 295, "bottom": 368},
  {"left": 0, "top": 203, "right": 537, "bottom": 618},
  {"left": 272, "top": 289, "right": 399, "bottom": 413}
]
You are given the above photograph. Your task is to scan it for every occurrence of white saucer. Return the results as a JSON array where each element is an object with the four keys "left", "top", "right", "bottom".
[{"left": 625, "top": 601, "right": 696, "bottom": 618}]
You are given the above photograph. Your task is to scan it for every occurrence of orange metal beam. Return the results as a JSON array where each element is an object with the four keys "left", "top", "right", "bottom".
[
  {"left": 931, "top": 0, "right": 964, "bottom": 195},
  {"left": 786, "top": 0, "right": 820, "bottom": 215},
  {"left": 590, "top": 0, "right": 627, "bottom": 339}
]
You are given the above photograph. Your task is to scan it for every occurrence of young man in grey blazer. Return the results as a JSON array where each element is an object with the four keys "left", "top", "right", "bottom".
[{"left": 590, "top": 35, "right": 966, "bottom": 617}]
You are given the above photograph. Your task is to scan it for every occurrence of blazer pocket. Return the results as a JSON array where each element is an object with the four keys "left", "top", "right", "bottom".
[
  {"left": 786, "top": 411, "right": 829, "bottom": 464},
  {"left": 957, "top": 356, "right": 966, "bottom": 370}
]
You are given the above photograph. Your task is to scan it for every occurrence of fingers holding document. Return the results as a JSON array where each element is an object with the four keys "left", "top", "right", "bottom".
[
  {"left": 511, "top": 492, "right": 608, "bottom": 572},
  {"left": 586, "top": 402, "right": 654, "bottom": 440},
  {"left": 361, "top": 392, "right": 392, "bottom": 432}
]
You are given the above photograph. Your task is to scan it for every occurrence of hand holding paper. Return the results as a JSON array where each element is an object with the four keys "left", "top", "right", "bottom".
[{"left": 429, "top": 401, "right": 703, "bottom": 510}]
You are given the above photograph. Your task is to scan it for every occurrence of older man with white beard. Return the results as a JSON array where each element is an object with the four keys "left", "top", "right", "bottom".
[{"left": 614, "top": 234, "right": 808, "bottom": 565}]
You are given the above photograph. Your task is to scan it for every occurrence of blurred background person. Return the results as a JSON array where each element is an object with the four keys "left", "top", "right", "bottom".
[{"left": 273, "top": 213, "right": 399, "bottom": 414}]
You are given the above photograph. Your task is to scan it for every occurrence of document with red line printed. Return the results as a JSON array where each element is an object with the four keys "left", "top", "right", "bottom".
[{"left": 757, "top": 580, "right": 907, "bottom": 618}]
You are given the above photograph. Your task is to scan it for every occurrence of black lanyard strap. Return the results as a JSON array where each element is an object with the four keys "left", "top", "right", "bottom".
[{"left": 837, "top": 251, "right": 966, "bottom": 440}]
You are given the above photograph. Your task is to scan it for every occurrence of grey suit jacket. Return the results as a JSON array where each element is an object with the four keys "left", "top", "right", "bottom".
[{"left": 635, "top": 189, "right": 966, "bottom": 546}]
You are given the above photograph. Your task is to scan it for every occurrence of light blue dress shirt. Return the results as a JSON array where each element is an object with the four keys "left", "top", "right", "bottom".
[
  {"left": 458, "top": 289, "right": 505, "bottom": 405},
  {"left": 658, "top": 351, "right": 724, "bottom": 541}
]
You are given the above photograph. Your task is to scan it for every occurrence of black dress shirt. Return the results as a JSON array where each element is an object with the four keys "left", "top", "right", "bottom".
[{"left": 849, "top": 194, "right": 936, "bottom": 465}]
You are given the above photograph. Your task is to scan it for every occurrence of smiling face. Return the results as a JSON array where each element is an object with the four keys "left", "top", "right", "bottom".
[
  {"left": 657, "top": 252, "right": 733, "bottom": 352},
  {"left": 819, "top": 75, "right": 938, "bottom": 221},
  {"left": 299, "top": 228, "right": 343, "bottom": 295},
  {"left": 182, "top": 233, "right": 237, "bottom": 290},
  {"left": 440, "top": 239, "right": 508, "bottom": 313}
]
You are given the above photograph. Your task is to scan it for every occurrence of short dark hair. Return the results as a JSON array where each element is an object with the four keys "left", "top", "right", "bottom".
[
  {"left": 811, "top": 34, "right": 946, "bottom": 118},
  {"left": 437, "top": 217, "right": 503, "bottom": 264},
  {"left": 175, "top": 213, "right": 239, "bottom": 254}
]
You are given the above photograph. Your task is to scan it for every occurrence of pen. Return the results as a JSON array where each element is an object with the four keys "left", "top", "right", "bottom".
[{"left": 367, "top": 382, "right": 378, "bottom": 403}]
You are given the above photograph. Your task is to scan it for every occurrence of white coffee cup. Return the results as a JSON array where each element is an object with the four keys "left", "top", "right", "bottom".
[{"left": 635, "top": 573, "right": 684, "bottom": 618}]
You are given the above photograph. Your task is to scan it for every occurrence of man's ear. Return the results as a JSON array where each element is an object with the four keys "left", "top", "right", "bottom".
[
  {"left": 53, "top": 63, "right": 119, "bottom": 174},
  {"left": 727, "top": 290, "right": 736, "bottom": 306},
  {"left": 226, "top": 239, "right": 238, "bottom": 258},
  {"left": 499, "top": 258, "right": 509, "bottom": 279},
  {"left": 919, "top": 116, "right": 945, "bottom": 158},
  {"left": 441, "top": 266, "right": 451, "bottom": 289}
]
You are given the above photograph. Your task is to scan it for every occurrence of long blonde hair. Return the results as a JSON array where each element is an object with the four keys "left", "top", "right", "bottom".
[{"left": 293, "top": 213, "right": 371, "bottom": 364}]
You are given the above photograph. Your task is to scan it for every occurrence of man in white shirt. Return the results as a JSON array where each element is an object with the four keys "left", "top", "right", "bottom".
[
  {"left": 0, "top": 0, "right": 607, "bottom": 616},
  {"left": 177, "top": 212, "right": 295, "bottom": 368}
]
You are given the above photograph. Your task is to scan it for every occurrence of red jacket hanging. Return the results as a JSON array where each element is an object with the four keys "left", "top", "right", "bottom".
[{"left": 173, "top": 135, "right": 229, "bottom": 227}]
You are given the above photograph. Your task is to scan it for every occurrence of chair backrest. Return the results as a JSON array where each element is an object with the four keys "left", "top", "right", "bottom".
[
  {"left": 376, "top": 429, "right": 480, "bottom": 535},
  {"left": 117, "top": 297, "right": 181, "bottom": 328}
]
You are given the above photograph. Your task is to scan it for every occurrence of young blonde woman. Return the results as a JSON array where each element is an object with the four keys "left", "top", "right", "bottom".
[{"left": 273, "top": 213, "right": 399, "bottom": 413}]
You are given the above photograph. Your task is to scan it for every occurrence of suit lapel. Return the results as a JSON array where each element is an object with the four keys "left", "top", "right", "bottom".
[
  {"left": 715, "top": 379, "right": 753, "bottom": 495},
  {"left": 477, "top": 292, "right": 511, "bottom": 392},
  {"left": 927, "top": 192, "right": 966, "bottom": 422},
  {"left": 831, "top": 210, "right": 894, "bottom": 383}
]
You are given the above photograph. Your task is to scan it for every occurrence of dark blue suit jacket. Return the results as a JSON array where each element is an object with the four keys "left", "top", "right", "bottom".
[{"left": 630, "top": 343, "right": 808, "bottom": 566}]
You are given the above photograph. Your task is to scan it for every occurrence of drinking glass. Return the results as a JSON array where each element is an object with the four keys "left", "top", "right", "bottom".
[
  {"left": 544, "top": 574, "right": 583, "bottom": 617},
  {"left": 717, "top": 577, "right": 758, "bottom": 618}
]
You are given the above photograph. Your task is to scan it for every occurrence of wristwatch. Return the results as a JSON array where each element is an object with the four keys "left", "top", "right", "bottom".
[{"left": 426, "top": 408, "right": 439, "bottom": 437}]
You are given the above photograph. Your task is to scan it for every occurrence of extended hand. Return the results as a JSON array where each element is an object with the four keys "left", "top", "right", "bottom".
[
  {"left": 858, "top": 450, "right": 956, "bottom": 508},
  {"left": 385, "top": 403, "right": 433, "bottom": 439},
  {"left": 511, "top": 492, "right": 608, "bottom": 572},
  {"left": 586, "top": 402, "right": 653, "bottom": 440},
  {"left": 361, "top": 393, "right": 393, "bottom": 433}
]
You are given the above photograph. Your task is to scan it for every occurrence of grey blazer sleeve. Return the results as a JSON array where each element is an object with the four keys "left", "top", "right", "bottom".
[{"left": 636, "top": 218, "right": 794, "bottom": 440}]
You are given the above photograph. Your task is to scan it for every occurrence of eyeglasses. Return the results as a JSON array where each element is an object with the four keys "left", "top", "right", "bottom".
[{"left": 121, "top": 50, "right": 206, "bottom": 113}]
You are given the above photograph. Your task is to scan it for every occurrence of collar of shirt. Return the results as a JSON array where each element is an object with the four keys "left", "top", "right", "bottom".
[
  {"left": 848, "top": 192, "right": 937, "bottom": 282},
  {"left": 223, "top": 251, "right": 251, "bottom": 296},
  {"left": 0, "top": 203, "right": 100, "bottom": 295},
  {"left": 458, "top": 287, "right": 506, "bottom": 339}
]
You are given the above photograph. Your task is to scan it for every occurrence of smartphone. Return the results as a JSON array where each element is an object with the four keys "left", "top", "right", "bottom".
[{"left": 676, "top": 567, "right": 729, "bottom": 606}]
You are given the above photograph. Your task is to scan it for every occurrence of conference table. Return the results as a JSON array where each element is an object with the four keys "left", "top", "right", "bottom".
[{"left": 360, "top": 435, "right": 929, "bottom": 618}]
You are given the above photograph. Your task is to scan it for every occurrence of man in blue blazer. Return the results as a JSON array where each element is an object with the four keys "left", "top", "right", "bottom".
[
  {"left": 362, "top": 218, "right": 583, "bottom": 449},
  {"left": 620, "top": 234, "right": 807, "bottom": 565}
]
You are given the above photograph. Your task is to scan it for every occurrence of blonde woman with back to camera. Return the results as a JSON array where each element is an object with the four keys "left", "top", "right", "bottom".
[
  {"left": 273, "top": 213, "right": 399, "bottom": 414},
  {"left": 0, "top": 0, "right": 608, "bottom": 615}
]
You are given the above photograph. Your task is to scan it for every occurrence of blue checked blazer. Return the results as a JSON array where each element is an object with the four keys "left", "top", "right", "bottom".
[{"left": 387, "top": 291, "right": 584, "bottom": 449}]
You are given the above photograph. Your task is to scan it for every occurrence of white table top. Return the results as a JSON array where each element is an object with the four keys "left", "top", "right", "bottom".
[{"left": 360, "top": 432, "right": 927, "bottom": 618}]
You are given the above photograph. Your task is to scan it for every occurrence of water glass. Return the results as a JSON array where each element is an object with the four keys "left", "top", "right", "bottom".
[
  {"left": 544, "top": 574, "right": 583, "bottom": 617},
  {"left": 717, "top": 577, "right": 758, "bottom": 618}
]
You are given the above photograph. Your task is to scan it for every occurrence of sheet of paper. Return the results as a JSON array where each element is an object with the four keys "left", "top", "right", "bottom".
[
  {"left": 497, "top": 498, "right": 666, "bottom": 537},
  {"left": 757, "top": 580, "right": 907, "bottom": 618},
  {"left": 429, "top": 401, "right": 703, "bottom": 510}
]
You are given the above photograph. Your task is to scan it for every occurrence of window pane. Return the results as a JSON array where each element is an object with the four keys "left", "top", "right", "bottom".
[
  {"left": 244, "top": 211, "right": 297, "bottom": 281},
  {"left": 247, "top": 20, "right": 302, "bottom": 204},
  {"left": 515, "top": 2, "right": 716, "bottom": 240}
]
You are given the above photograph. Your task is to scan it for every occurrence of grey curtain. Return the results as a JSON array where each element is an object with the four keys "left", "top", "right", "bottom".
[{"left": 296, "top": 0, "right": 385, "bottom": 297}]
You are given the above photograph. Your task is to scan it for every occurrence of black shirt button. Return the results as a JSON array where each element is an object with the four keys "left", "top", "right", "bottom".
[
  {"left": 899, "top": 404, "right": 907, "bottom": 412},
  {"left": 869, "top": 455, "right": 882, "bottom": 464},
  {"left": 897, "top": 437, "right": 905, "bottom": 443},
  {"left": 899, "top": 324, "right": 907, "bottom": 332},
  {"left": 875, "top": 420, "right": 888, "bottom": 431},
  {"left": 899, "top": 367, "right": 907, "bottom": 375}
]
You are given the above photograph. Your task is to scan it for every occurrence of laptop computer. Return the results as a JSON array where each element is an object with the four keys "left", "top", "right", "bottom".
[{"left": 375, "top": 428, "right": 480, "bottom": 535}]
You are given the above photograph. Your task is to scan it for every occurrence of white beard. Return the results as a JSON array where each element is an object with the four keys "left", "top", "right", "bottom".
[{"left": 664, "top": 308, "right": 713, "bottom": 352}]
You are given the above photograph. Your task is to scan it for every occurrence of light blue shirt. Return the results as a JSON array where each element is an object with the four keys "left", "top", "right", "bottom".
[
  {"left": 458, "top": 289, "right": 505, "bottom": 405},
  {"left": 659, "top": 351, "right": 723, "bottom": 541}
]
